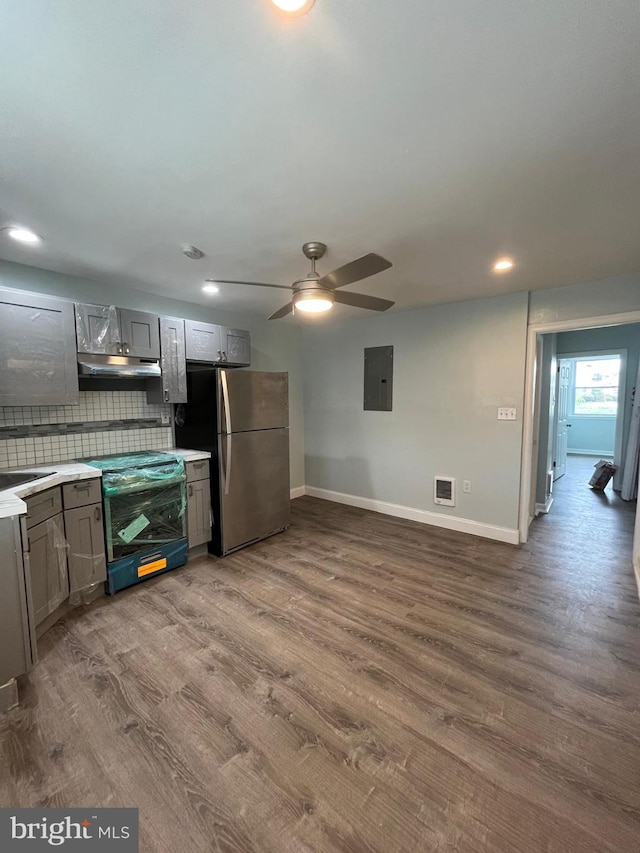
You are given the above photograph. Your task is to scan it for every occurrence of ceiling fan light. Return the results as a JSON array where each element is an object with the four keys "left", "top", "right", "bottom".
[
  {"left": 293, "top": 289, "right": 334, "bottom": 313},
  {"left": 272, "top": 0, "right": 315, "bottom": 13}
]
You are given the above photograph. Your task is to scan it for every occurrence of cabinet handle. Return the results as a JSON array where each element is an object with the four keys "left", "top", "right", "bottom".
[
  {"left": 116, "top": 343, "right": 123, "bottom": 355},
  {"left": 217, "top": 350, "right": 222, "bottom": 360},
  {"left": 164, "top": 389, "right": 169, "bottom": 402},
  {"left": 74, "top": 482, "right": 90, "bottom": 491},
  {"left": 123, "top": 343, "right": 130, "bottom": 355},
  {"left": 222, "top": 351, "right": 227, "bottom": 361},
  {"left": 94, "top": 506, "right": 102, "bottom": 523},
  {"left": 188, "top": 484, "right": 193, "bottom": 497}
]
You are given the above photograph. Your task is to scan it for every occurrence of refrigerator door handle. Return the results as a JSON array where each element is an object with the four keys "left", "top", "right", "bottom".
[
  {"left": 221, "top": 370, "right": 232, "bottom": 495},
  {"left": 221, "top": 370, "right": 232, "bottom": 435}
]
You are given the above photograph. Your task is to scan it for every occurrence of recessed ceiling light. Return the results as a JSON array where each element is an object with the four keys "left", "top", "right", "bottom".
[
  {"left": 2, "top": 226, "right": 42, "bottom": 245},
  {"left": 202, "top": 282, "right": 219, "bottom": 295},
  {"left": 493, "top": 257, "right": 514, "bottom": 272},
  {"left": 272, "top": 0, "right": 315, "bottom": 14}
]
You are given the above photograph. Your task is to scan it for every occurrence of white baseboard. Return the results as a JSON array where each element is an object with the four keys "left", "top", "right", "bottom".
[
  {"left": 634, "top": 560, "right": 640, "bottom": 603},
  {"left": 304, "top": 485, "right": 520, "bottom": 545},
  {"left": 535, "top": 495, "right": 554, "bottom": 516},
  {"left": 290, "top": 486, "right": 306, "bottom": 499}
]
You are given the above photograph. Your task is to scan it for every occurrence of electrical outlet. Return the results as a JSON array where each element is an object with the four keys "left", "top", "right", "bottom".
[
  {"left": 463, "top": 480, "right": 472, "bottom": 494},
  {"left": 497, "top": 407, "right": 517, "bottom": 420},
  {"left": 161, "top": 410, "right": 170, "bottom": 425}
]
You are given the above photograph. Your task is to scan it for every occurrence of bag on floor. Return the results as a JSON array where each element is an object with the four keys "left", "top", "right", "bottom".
[{"left": 588, "top": 459, "right": 617, "bottom": 491}]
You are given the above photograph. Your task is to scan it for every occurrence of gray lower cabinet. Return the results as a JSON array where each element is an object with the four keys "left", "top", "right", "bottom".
[
  {"left": 0, "top": 515, "right": 36, "bottom": 686},
  {"left": 187, "top": 477, "right": 212, "bottom": 547},
  {"left": 146, "top": 316, "right": 188, "bottom": 404},
  {"left": 28, "top": 513, "right": 69, "bottom": 627},
  {"left": 64, "top": 504, "right": 107, "bottom": 594},
  {"left": 0, "top": 288, "right": 79, "bottom": 406}
]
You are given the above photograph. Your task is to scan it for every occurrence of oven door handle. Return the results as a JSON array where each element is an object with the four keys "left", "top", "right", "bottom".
[{"left": 221, "top": 370, "right": 232, "bottom": 495}]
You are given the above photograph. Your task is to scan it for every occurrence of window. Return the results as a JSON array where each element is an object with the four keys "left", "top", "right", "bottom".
[{"left": 572, "top": 355, "right": 620, "bottom": 416}]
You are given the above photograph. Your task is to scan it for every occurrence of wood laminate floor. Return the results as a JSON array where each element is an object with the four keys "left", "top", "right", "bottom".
[{"left": 1, "top": 455, "right": 639, "bottom": 852}]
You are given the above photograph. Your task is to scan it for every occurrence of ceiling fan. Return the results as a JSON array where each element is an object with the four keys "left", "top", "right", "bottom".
[{"left": 209, "top": 242, "right": 394, "bottom": 320}]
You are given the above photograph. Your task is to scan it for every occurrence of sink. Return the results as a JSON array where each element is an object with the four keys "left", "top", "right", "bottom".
[{"left": 0, "top": 472, "right": 56, "bottom": 490}]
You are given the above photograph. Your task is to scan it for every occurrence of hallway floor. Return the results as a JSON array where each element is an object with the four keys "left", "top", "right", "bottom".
[{"left": 532, "top": 454, "right": 636, "bottom": 590}]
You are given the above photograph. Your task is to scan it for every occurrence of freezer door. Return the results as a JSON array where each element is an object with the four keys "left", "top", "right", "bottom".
[
  {"left": 219, "top": 427, "right": 290, "bottom": 554},
  {"left": 221, "top": 370, "right": 288, "bottom": 433}
]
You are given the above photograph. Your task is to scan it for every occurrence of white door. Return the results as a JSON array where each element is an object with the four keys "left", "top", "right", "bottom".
[{"left": 554, "top": 360, "right": 572, "bottom": 480}]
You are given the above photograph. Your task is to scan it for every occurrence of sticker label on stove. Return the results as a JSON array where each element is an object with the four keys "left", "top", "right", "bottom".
[
  {"left": 117, "top": 514, "right": 150, "bottom": 544},
  {"left": 138, "top": 557, "right": 167, "bottom": 577}
]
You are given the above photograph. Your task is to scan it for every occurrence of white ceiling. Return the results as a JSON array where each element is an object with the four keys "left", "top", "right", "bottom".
[{"left": 1, "top": 1, "right": 639, "bottom": 321}]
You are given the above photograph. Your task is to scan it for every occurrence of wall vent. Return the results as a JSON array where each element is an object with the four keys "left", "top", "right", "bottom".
[{"left": 434, "top": 476, "right": 456, "bottom": 507}]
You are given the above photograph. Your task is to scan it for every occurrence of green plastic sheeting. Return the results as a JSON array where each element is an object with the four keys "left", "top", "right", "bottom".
[{"left": 83, "top": 451, "right": 186, "bottom": 496}]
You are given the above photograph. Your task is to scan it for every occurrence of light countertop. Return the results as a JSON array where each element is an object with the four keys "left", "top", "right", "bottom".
[{"left": 0, "top": 448, "right": 211, "bottom": 520}]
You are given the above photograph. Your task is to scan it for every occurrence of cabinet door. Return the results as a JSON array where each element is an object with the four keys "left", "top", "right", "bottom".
[
  {"left": 28, "top": 514, "right": 69, "bottom": 626},
  {"left": 160, "top": 317, "right": 187, "bottom": 402},
  {"left": 221, "top": 328, "right": 251, "bottom": 366},
  {"left": 0, "top": 289, "right": 79, "bottom": 406},
  {"left": 75, "top": 303, "right": 121, "bottom": 354},
  {"left": 187, "top": 479, "right": 212, "bottom": 547},
  {"left": 117, "top": 309, "right": 160, "bottom": 359},
  {"left": 185, "top": 320, "right": 221, "bottom": 362},
  {"left": 64, "top": 504, "right": 107, "bottom": 594},
  {"left": 0, "top": 517, "right": 35, "bottom": 684}
]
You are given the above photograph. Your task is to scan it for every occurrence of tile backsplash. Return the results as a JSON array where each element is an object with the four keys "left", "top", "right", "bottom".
[{"left": 0, "top": 390, "right": 174, "bottom": 469}]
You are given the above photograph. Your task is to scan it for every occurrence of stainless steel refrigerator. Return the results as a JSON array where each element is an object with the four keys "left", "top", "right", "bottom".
[{"left": 175, "top": 369, "right": 290, "bottom": 556}]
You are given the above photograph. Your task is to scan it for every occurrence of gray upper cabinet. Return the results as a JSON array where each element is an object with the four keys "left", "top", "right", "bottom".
[
  {"left": 147, "top": 317, "right": 188, "bottom": 404},
  {"left": 75, "top": 303, "right": 160, "bottom": 359},
  {"left": 185, "top": 319, "right": 222, "bottom": 363},
  {"left": 220, "top": 327, "right": 251, "bottom": 366},
  {"left": 0, "top": 289, "right": 79, "bottom": 406},
  {"left": 75, "top": 303, "right": 121, "bottom": 355},
  {"left": 117, "top": 308, "right": 160, "bottom": 359}
]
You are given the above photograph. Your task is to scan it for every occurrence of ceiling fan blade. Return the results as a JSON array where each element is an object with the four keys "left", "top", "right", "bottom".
[
  {"left": 333, "top": 290, "right": 395, "bottom": 312},
  {"left": 210, "top": 279, "right": 291, "bottom": 291},
  {"left": 268, "top": 302, "right": 294, "bottom": 320},
  {"left": 317, "top": 253, "right": 392, "bottom": 290}
]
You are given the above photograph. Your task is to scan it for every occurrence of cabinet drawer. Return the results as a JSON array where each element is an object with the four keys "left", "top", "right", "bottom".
[
  {"left": 26, "top": 487, "right": 63, "bottom": 530},
  {"left": 186, "top": 459, "right": 210, "bottom": 482},
  {"left": 63, "top": 478, "right": 102, "bottom": 510}
]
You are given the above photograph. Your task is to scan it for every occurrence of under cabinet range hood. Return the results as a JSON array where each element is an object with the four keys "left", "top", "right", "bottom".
[{"left": 77, "top": 354, "right": 161, "bottom": 378}]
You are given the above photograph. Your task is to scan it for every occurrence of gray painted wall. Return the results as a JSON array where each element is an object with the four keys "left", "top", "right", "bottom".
[
  {"left": 0, "top": 259, "right": 305, "bottom": 489},
  {"left": 529, "top": 273, "right": 640, "bottom": 325},
  {"left": 566, "top": 414, "right": 615, "bottom": 455},
  {"left": 302, "top": 291, "right": 529, "bottom": 532}
]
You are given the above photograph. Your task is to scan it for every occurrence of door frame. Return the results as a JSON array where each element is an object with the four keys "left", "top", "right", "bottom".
[{"left": 519, "top": 310, "right": 640, "bottom": 544}]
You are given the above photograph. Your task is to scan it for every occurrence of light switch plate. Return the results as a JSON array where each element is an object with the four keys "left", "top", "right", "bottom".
[{"left": 498, "top": 407, "right": 517, "bottom": 420}]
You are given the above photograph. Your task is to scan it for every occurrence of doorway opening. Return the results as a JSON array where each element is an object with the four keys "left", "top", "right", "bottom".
[
  {"left": 520, "top": 314, "right": 640, "bottom": 583},
  {"left": 553, "top": 350, "right": 626, "bottom": 486}
]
